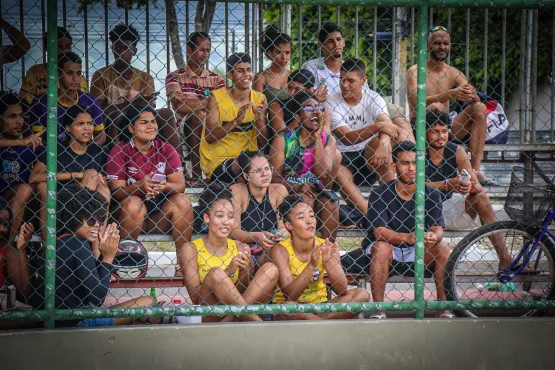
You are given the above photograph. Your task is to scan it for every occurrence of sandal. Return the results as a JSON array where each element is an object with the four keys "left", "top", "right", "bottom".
[
  {"left": 479, "top": 178, "right": 503, "bottom": 187},
  {"left": 436, "top": 312, "right": 456, "bottom": 319},
  {"left": 370, "top": 313, "right": 387, "bottom": 320}
]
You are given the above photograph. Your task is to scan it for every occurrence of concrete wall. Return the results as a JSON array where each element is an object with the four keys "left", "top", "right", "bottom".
[{"left": 1, "top": 319, "right": 554, "bottom": 370}]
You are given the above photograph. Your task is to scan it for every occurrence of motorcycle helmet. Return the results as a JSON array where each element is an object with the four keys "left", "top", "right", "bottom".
[{"left": 111, "top": 239, "right": 149, "bottom": 279}]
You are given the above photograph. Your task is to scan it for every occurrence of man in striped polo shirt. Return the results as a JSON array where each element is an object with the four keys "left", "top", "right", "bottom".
[{"left": 166, "top": 32, "right": 225, "bottom": 182}]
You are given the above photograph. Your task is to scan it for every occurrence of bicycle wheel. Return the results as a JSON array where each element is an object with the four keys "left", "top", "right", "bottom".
[{"left": 445, "top": 221, "right": 555, "bottom": 318}]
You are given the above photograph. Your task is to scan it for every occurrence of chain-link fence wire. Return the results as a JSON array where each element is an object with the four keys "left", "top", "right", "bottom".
[{"left": 1, "top": 1, "right": 555, "bottom": 322}]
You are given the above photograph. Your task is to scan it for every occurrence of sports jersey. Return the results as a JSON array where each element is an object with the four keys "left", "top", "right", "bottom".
[
  {"left": 20, "top": 63, "right": 89, "bottom": 104},
  {"left": 30, "top": 92, "right": 104, "bottom": 141},
  {"left": 273, "top": 237, "right": 328, "bottom": 304},
  {"left": 282, "top": 128, "right": 329, "bottom": 185},
  {"left": 193, "top": 238, "right": 239, "bottom": 284},
  {"left": 199, "top": 88, "right": 265, "bottom": 179},
  {"left": 106, "top": 139, "right": 183, "bottom": 185},
  {"left": 0, "top": 138, "right": 44, "bottom": 195}
]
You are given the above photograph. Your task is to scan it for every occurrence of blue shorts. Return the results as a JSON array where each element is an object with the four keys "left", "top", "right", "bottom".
[{"left": 75, "top": 318, "right": 115, "bottom": 327}]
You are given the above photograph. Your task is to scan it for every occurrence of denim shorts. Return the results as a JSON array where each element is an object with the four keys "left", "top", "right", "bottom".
[{"left": 75, "top": 318, "right": 116, "bottom": 327}]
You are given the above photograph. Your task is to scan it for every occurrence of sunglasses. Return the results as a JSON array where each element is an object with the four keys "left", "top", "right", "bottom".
[
  {"left": 429, "top": 25, "right": 449, "bottom": 34},
  {"left": 303, "top": 105, "right": 325, "bottom": 113}
]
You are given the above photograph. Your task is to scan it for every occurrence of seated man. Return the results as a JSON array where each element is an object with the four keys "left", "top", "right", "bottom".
[
  {"left": 0, "top": 92, "right": 44, "bottom": 241},
  {"left": 325, "top": 58, "right": 412, "bottom": 213},
  {"left": 31, "top": 105, "right": 109, "bottom": 240},
  {"left": 106, "top": 105, "right": 193, "bottom": 276},
  {"left": 366, "top": 141, "right": 451, "bottom": 319},
  {"left": 407, "top": 26, "right": 497, "bottom": 185},
  {"left": 423, "top": 109, "right": 513, "bottom": 268},
  {"left": 166, "top": 31, "right": 225, "bottom": 182},
  {"left": 19, "top": 26, "right": 87, "bottom": 104},
  {"left": 30, "top": 52, "right": 105, "bottom": 145},
  {"left": 199, "top": 52, "right": 267, "bottom": 183},
  {"left": 269, "top": 91, "right": 340, "bottom": 241},
  {"left": 91, "top": 24, "right": 178, "bottom": 151}
]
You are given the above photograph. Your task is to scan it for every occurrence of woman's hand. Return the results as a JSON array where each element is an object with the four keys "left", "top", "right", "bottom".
[
  {"left": 309, "top": 241, "right": 323, "bottom": 269},
  {"left": 252, "top": 231, "right": 275, "bottom": 250},
  {"left": 321, "top": 238, "right": 339, "bottom": 264},
  {"left": 229, "top": 250, "right": 251, "bottom": 275},
  {"left": 98, "top": 223, "right": 120, "bottom": 260},
  {"left": 16, "top": 223, "right": 34, "bottom": 250}
]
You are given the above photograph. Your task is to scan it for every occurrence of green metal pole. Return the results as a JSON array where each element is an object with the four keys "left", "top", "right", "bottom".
[
  {"left": 414, "top": 3, "right": 429, "bottom": 320},
  {"left": 44, "top": 0, "right": 58, "bottom": 329}
]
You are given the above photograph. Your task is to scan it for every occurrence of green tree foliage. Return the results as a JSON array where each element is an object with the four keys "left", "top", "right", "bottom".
[{"left": 265, "top": 5, "right": 553, "bottom": 99}]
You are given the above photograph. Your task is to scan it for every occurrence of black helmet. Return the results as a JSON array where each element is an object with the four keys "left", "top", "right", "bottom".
[{"left": 112, "top": 239, "right": 149, "bottom": 279}]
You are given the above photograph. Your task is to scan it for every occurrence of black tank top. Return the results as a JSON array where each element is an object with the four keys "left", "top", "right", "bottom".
[
  {"left": 425, "top": 142, "right": 459, "bottom": 201},
  {"left": 240, "top": 188, "right": 278, "bottom": 233}
]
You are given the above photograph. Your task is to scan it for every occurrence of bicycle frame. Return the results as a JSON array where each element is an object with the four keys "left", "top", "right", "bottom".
[{"left": 498, "top": 204, "right": 555, "bottom": 283}]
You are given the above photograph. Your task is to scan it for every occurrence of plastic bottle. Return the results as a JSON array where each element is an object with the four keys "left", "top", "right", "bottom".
[{"left": 150, "top": 287, "right": 157, "bottom": 304}]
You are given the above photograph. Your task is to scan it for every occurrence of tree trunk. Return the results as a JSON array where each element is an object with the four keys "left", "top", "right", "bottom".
[
  {"left": 165, "top": 0, "right": 185, "bottom": 69},
  {"left": 195, "top": 0, "right": 216, "bottom": 33}
]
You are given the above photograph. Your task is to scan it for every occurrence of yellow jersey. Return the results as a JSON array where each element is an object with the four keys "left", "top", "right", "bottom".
[
  {"left": 193, "top": 237, "right": 239, "bottom": 284},
  {"left": 273, "top": 237, "right": 328, "bottom": 304},
  {"left": 20, "top": 63, "right": 89, "bottom": 104},
  {"left": 199, "top": 88, "right": 265, "bottom": 180}
]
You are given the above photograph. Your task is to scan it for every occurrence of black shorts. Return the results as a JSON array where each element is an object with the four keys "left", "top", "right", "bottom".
[
  {"left": 340, "top": 248, "right": 434, "bottom": 278},
  {"left": 341, "top": 150, "right": 376, "bottom": 186},
  {"left": 211, "top": 158, "right": 239, "bottom": 184},
  {"left": 145, "top": 194, "right": 167, "bottom": 215}
]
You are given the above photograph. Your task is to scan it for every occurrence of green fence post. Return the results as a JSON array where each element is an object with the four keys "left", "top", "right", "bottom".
[
  {"left": 44, "top": 0, "right": 58, "bottom": 329},
  {"left": 414, "top": 2, "right": 429, "bottom": 320}
]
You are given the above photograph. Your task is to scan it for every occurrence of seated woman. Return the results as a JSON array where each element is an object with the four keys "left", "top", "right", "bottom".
[
  {"left": 230, "top": 152, "right": 289, "bottom": 267},
  {"left": 269, "top": 195, "right": 370, "bottom": 320},
  {"left": 5, "top": 185, "right": 157, "bottom": 327},
  {"left": 269, "top": 91, "right": 340, "bottom": 241},
  {"left": 31, "top": 104, "right": 110, "bottom": 240},
  {"left": 182, "top": 183, "right": 279, "bottom": 322},
  {"left": 106, "top": 105, "right": 193, "bottom": 277}
]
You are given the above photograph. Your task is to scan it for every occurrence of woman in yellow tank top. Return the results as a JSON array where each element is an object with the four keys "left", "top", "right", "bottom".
[
  {"left": 269, "top": 195, "right": 370, "bottom": 320},
  {"left": 181, "top": 183, "right": 279, "bottom": 322}
]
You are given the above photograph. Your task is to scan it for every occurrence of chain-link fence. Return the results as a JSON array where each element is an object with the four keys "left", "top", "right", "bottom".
[{"left": 1, "top": 0, "right": 555, "bottom": 328}]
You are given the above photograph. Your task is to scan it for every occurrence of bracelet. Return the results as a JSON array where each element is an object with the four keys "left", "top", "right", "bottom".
[{"left": 444, "top": 180, "right": 450, "bottom": 192}]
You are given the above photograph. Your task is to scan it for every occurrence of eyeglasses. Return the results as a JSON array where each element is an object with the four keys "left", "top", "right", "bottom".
[
  {"left": 429, "top": 25, "right": 449, "bottom": 34},
  {"left": 249, "top": 165, "right": 274, "bottom": 176},
  {"left": 303, "top": 105, "right": 325, "bottom": 113},
  {"left": 86, "top": 218, "right": 101, "bottom": 227}
]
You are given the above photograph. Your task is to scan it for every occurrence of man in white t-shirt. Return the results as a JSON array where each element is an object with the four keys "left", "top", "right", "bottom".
[{"left": 324, "top": 59, "right": 413, "bottom": 212}]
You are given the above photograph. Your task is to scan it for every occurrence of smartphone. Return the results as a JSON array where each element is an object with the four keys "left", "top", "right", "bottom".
[
  {"left": 460, "top": 169, "right": 471, "bottom": 184},
  {"left": 152, "top": 173, "right": 166, "bottom": 182}
]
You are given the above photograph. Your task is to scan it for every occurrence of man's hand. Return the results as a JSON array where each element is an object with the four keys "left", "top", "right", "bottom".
[
  {"left": 22, "top": 132, "right": 43, "bottom": 151},
  {"left": 451, "top": 86, "right": 474, "bottom": 103},
  {"left": 370, "top": 140, "right": 390, "bottom": 167},
  {"left": 253, "top": 102, "right": 266, "bottom": 120},
  {"left": 424, "top": 232, "right": 438, "bottom": 248},
  {"left": 16, "top": 223, "right": 34, "bottom": 250},
  {"left": 236, "top": 102, "right": 253, "bottom": 124},
  {"left": 380, "top": 121, "right": 401, "bottom": 139},
  {"left": 450, "top": 176, "right": 472, "bottom": 195}
]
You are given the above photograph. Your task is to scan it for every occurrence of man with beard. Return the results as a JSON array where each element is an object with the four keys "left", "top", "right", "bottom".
[
  {"left": 364, "top": 141, "right": 452, "bottom": 319},
  {"left": 407, "top": 26, "right": 497, "bottom": 186},
  {"left": 423, "top": 109, "right": 515, "bottom": 269},
  {"left": 200, "top": 53, "right": 267, "bottom": 183}
]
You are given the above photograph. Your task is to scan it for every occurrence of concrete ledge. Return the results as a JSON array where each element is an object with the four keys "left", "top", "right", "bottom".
[{"left": 1, "top": 319, "right": 554, "bottom": 370}]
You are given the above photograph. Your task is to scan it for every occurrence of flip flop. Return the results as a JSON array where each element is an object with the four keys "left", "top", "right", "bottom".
[
  {"left": 370, "top": 313, "right": 387, "bottom": 320},
  {"left": 479, "top": 178, "right": 503, "bottom": 187}
]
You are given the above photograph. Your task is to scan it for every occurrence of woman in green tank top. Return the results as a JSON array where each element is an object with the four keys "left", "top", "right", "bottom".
[{"left": 253, "top": 25, "right": 292, "bottom": 105}]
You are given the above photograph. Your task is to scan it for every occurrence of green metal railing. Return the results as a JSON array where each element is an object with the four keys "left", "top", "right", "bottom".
[{"left": 1, "top": 0, "right": 555, "bottom": 328}]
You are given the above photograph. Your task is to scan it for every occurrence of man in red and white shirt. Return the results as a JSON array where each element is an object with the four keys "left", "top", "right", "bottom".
[
  {"left": 107, "top": 105, "right": 193, "bottom": 277},
  {"left": 165, "top": 31, "right": 225, "bottom": 181}
]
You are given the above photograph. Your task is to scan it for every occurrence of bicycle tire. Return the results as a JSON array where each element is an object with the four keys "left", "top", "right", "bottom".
[{"left": 445, "top": 221, "right": 555, "bottom": 318}]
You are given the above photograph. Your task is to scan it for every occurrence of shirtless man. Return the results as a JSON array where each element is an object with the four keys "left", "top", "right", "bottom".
[{"left": 407, "top": 26, "right": 497, "bottom": 185}]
